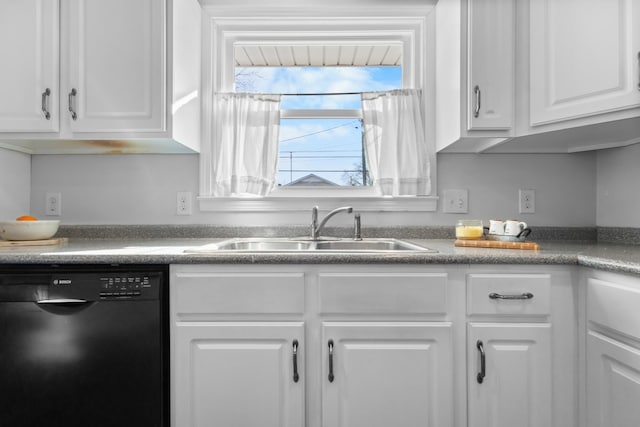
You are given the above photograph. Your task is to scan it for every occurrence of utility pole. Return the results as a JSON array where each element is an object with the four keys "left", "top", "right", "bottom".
[{"left": 360, "top": 119, "right": 367, "bottom": 186}]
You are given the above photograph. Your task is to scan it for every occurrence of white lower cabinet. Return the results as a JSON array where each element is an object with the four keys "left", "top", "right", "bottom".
[
  {"left": 171, "top": 265, "right": 454, "bottom": 427},
  {"left": 173, "top": 322, "right": 305, "bottom": 427},
  {"left": 322, "top": 322, "right": 452, "bottom": 427},
  {"left": 467, "top": 323, "right": 552, "bottom": 427},
  {"left": 586, "top": 331, "right": 640, "bottom": 427},
  {"left": 585, "top": 271, "right": 640, "bottom": 427},
  {"left": 171, "top": 264, "right": 579, "bottom": 427}
]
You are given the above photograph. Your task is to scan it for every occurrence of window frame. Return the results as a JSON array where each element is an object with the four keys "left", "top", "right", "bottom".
[{"left": 199, "top": 10, "right": 437, "bottom": 213}]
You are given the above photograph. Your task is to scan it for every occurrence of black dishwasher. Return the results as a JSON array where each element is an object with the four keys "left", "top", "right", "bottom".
[{"left": 0, "top": 264, "right": 168, "bottom": 427}]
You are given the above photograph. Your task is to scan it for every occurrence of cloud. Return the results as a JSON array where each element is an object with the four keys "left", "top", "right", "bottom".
[{"left": 235, "top": 66, "right": 401, "bottom": 106}]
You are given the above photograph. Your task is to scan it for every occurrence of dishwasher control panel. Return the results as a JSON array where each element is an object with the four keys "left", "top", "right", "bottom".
[
  {"left": 99, "top": 275, "right": 151, "bottom": 299},
  {"left": 48, "top": 272, "right": 161, "bottom": 301}
]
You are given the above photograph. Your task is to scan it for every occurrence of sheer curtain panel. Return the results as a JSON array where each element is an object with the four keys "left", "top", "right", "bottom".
[
  {"left": 361, "top": 89, "right": 431, "bottom": 196},
  {"left": 205, "top": 93, "right": 281, "bottom": 197}
]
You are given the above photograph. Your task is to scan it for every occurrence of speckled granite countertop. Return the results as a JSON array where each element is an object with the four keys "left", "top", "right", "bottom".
[{"left": 1, "top": 237, "right": 639, "bottom": 276}]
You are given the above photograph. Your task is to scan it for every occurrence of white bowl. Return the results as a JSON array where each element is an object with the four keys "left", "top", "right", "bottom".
[{"left": 0, "top": 220, "right": 60, "bottom": 241}]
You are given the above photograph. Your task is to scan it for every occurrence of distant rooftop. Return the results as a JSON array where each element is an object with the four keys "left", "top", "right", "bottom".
[{"left": 285, "top": 173, "right": 339, "bottom": 187}]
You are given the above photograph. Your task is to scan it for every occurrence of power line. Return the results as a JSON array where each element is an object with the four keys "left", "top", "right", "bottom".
[{"left": 280, "top": 120, "right": 359, "bottom": 143}]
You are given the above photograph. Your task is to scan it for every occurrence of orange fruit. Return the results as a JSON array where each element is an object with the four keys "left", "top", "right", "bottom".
[{"left": 16, "top": 215, "right": 38, "bottom": 221}]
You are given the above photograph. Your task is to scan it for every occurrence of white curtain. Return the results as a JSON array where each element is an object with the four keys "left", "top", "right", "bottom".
[
  {"left": 361, "top": 89, "right": 431, "bottom": 196},
  {"left": 207, "top": 93, "right": 281, "bottom": 197}
]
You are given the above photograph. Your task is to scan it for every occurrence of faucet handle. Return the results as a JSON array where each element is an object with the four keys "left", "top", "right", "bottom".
[{"left": 354, "top": 213, "right": 362, "bottom": 241}]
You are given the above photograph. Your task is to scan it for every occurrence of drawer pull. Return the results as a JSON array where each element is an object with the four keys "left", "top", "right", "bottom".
[
  {"left": 476, "top": 340, "right": 486, "bottom": 384},
  {"left": 489, "top": 292, "right": 534, "bottom": 300},
  {"left": 328, "top": 340, "right": 335, "bottom": 383},
  {"left": 292, "top": 340, "right": 300, "bottom": 383}
]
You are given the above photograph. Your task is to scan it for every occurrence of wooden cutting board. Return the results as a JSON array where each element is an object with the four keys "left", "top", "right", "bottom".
[
  {"left": 0, "top": 237, "right": 67, "bottom": 247},
  {"left": 454, "top": 239, "right": 540, "bottom": 250}
]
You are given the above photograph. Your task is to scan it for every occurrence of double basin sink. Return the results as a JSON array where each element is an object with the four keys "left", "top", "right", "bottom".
[{"left": 187, "top": 237, "right": 437, "bottom": 253}]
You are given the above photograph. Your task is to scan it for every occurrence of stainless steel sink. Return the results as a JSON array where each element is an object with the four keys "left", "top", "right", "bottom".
[
  {"left": 186, "top": 238, "right": 436, "bottom": 253},
  {"left": 213, "top": 239, "right": 314, "bottom": 251},
  {"left": 314, "top": 239, "right": 432, "bottom": 252}
]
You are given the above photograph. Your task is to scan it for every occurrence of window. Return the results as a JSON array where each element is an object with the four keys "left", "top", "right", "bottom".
[
  {"left": 199, "top": 10, "right": 437, "bottom": 212},
  {"left": 235, "top": 66, "right": 402, "bottom": 187}
]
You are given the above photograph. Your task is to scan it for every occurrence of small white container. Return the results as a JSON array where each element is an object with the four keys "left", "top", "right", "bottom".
[{"left": 0, "top": 220, "right": 60, "bottom": 241}]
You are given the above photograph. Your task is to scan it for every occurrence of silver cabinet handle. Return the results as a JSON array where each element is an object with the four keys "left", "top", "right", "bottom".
[
  {"left": 489, "top": 292, "right": 534, "bottom": 300},
  {"left": 41, "top": 88, "right": 51, "bottom": 120},
  {"left": 328, "top": 340, "right": 335, "bottom": 383},
  {"left": 476, "top": 340, "right": 486, "bottom": 384},
  {"left": 637, "top": 52, "right": 640, "bottom": 91},
  {"left": 473, "top": 85, "right": 481, "bottom": 118},
  {"left": 292, "top": 340, "right": 300, "bottom": 383},
  {"left": 68, "top": 88, "right": 77, "bottom": 120}
]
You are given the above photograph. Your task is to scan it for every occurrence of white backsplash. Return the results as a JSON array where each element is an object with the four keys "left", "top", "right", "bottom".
[
  {"left": 24, "top": 151, "right": 602, "bottom": 227},
  {"left": 597, "top": 143, "right": 640, "bottom": 228},
  {"left": 0, "top": 149, "right": 31, "bottom": 220}
]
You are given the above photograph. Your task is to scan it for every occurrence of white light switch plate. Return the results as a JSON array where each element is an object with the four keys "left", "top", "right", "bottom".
[{"left": 442, "top": 189, "right": 468, "bottom": 213}]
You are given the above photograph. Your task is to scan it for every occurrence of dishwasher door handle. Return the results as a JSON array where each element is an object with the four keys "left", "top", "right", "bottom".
[{"left": 37, "top": 299, "right": 90, "bottom": 304}]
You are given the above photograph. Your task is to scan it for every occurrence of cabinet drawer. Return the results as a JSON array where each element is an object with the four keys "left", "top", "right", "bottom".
[
  {"left": 173, "top": 272, "right": 305, "bottom": 316},
  {"left": 588, "top": 277, "right": 640, "bottom": 341},
  {"left": 318, "top": 273, "right": 448, "bottom": 315},
  {"left": 467, "top": 274, "right": 551, "bottom": 316}
]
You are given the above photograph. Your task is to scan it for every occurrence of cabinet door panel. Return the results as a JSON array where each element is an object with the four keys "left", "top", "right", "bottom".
[
  {"left": 0, "top": 0, "right": 58, "bottom": 132},
  {"left": 64, "top": 0, "right": 165, "bottom": 133},
  {"left": 467, "top": 0, "right": 514, "bottom": 130},
  {"left": 468, "top": 323, "right": 551, "bottom": 427},
  {"left": 587, "top": 331, "right": 640, "bottom": 427},
  {"left": 173, "top": 322, "right": 304, "bottom": 427},
  {"left": 530, "top": 0, "right": 640, "bottom": 125},
  {"left": 322, "top": 322, "right": 452, "bottom": 427}
]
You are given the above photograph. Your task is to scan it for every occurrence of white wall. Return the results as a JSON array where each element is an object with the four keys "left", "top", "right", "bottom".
[
  {"left": 30, "top": 152, "right": 597, "bottom": 227},
  {"left": 437, "top": 152, "right": 596, "bottom": 227},
  {"left": 596, "top": 143, "right": 640, "bottom": 228},
  {"left": 0, "top": 149, "right": 31, "bottom": 220}
]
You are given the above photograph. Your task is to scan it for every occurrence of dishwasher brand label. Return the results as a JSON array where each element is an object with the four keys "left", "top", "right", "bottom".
[{"left": 53, "top": 279, "right": 72, "bottom": 285}]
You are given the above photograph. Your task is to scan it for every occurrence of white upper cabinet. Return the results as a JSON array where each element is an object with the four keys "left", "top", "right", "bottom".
[
  {"left": 0, "top": 0, "right": 202, "bottom": 154},
  {"left": 467, "top": 0, "right": 514, "bottom": 131},
  {"left": 437, "top": 0, "right": 640, "bottom": 153},
  {"left": 63, "top": 0, "right": 165, "bottom": 134},
  {"left": 436, "top": 0, "right": 515, "bottom": 152},
  {"left": 0, "top": 0, "right": 59, "bottom": 132},
  {"left": 529, "top": 0, "right": 640, "bottom": 126}
]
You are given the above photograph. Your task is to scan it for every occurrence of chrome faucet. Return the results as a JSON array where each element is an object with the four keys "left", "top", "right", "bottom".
[
  {"left": 310, "top": 205, "right": 353, "bottom": 240},
  {"left": 353, "top": 213, "right": 362, "bottom": 241}
]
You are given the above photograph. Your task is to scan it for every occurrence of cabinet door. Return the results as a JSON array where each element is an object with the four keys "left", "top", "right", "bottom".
[
  {"left": 63, "top": 0, "right": 165, "bottom": 133},
  {"left": 322, "top": 322, "right": 452, "bottom": 427},
  {"left": 467, "top": 0, "right": 514, "bottom": 130},
  {"left": 0, "top": 0, "right": 58, "bottom": 132},
  {"left": 468, "top": 323, "right": 551, "bottom": 427},
  {"left": 173, "top": 322, "right": 305, "bottom": 427},
  {"left": 587, "top": 331, "right": 640, "bottom": 427},
  {"left": 530, "top": 0, "right": 640, "bottom": 126}
]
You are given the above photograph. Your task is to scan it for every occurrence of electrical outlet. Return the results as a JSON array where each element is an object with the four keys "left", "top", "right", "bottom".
[
  {"left": 519, "top": 189, "right": 535, "bottom": 214},
  {"left": 177, "top": 191, "right": 192, "bottom": 215},
  {"left": 45, "top": 192, "right": 62, "bottom": 216},
  {"left": 442, "top": 189, "right": 469, "bottom": 213}
]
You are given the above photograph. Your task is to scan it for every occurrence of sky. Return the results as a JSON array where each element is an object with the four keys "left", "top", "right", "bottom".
[{"left": 236, "top": 66, "right": 401, "bottom": 186}]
